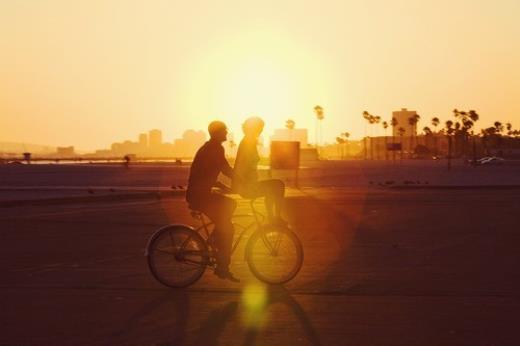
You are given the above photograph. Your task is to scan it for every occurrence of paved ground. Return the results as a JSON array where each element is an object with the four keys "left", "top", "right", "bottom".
[
  {"left": 2, "top": 160, "right": 520, "bottom": 190},
  {"left": 1, "top": 188, "right": 519, "bottom": 345}
]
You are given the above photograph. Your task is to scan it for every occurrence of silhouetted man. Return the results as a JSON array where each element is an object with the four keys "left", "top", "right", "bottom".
[{"left": 186, "top": 121, "right": 239, "bottom": 282}]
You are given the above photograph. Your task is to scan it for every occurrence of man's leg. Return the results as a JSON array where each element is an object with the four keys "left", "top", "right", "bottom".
[{"left": 202, "top": 194, "right": 237, "bottom": 273}]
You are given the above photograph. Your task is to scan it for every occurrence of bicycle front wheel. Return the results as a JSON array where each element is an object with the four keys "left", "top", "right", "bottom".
[
  {"left": 246, "top": 226, "right": 303, "bottom": 284},
  {"left": 147, "top": 225, "right": 208, "bottom": 288}
]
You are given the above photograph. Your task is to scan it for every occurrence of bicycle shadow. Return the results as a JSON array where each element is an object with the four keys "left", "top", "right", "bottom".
[
  {"left": 194, "top": 300, "right": 239, "bottom": 346},
  {"left": 106, "top": 289, "right": 190, "bottom": 345},
  {"left": 195, "top": 285, "right": 321, "bottom": 346}
]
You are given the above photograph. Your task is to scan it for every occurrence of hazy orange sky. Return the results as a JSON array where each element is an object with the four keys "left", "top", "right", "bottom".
[{"left": 1, "top": 0, "right": 519, "bottom": 150}]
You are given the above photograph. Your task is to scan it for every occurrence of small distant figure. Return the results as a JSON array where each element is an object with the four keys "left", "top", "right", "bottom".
[
  {"left": 23, "top": 152, "right": 31, "bottom": 164},
  {"left": 123, "top": 155, "right": 131, "bottom": 169},
  {"left": 186, "top": 121, "right": 238, "bottom": 282},
  {"left": 233, "top": 117, "right": 287, "bottom": 226}
]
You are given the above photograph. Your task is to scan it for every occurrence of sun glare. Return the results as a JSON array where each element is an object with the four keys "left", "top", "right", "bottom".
[
  {"left": 180, "top": 27, "right": 330, "bottom": 139},
  {"left": 220, "top": 58, "right": 296, "bottom": 125}
]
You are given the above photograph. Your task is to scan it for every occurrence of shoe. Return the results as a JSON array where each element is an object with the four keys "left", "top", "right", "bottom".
[{"left": 214, "top": 268, "right": 240, "bottom": 283}]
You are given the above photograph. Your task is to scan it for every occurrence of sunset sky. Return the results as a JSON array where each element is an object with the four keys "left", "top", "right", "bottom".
[{"left": 1, "top": 0, "right": 519, "bottom": 150}]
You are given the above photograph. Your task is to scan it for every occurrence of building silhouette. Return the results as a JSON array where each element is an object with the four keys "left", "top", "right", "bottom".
[
  {"left": 173, "top": 130, "right": 206, "bottom": 158},
  {"left": 392, "top": 108, "right": 417, "bottom": 137},
  {"left": 56, "top": 146, "right": 75, "bottom": 156},
  {"left": 148, "top": 129, "right": 162, "bottom": 147},
  {"left": 102, "top": 129, "right": 206, "bottom": 158},
  {"left": 138, "top": 133, "right": 148, "bottom": 147}
]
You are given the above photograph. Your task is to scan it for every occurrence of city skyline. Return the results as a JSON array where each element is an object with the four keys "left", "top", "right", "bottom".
[{"left": 1, "top": 106, "right": 518, "bottom": 156}]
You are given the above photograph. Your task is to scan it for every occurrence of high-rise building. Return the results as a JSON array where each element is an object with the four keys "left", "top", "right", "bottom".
[
  {"left": 138, "top": 133, "right": 148, "bottom": 148},
  {"left": 392, "top": 108, "right": 417, "bottom": 137},
  {"left": 148, "top": 129, "right": 162, "bottom": 147},
  {"left": 56, "top": 146, "right": 75, "bottom": 156}
]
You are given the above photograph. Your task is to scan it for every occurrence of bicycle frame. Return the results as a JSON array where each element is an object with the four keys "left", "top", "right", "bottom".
[
  {"left": 147, "top": 197, "right": 303, "bottom": 287},
  {"left": 193, "top": 199, "right": 266, "bottom": 256}
]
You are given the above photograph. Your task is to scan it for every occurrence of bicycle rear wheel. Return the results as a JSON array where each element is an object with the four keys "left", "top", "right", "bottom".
[
  {"left": 147, "top": 225, "right": 208, "bottom": 288},
  {"left": 246, "top": 226, "right": 303, "bottom": 284}
]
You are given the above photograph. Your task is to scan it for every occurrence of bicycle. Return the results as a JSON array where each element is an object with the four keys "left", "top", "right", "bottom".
[{"left": 145, "top": 198, "right": 304, "bottom": 287}]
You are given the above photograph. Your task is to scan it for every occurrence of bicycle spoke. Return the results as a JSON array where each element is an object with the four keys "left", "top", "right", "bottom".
[
  {"left": 261, "top": 233, "right": 275, "bottom": 254},
  {"left": 170, "top": 258, "right": 203, "bottom": 267},
  {"left": 147, "top": 226, "right": 219, "bottom": 287},
  {"left": 181, "top": 235, "right": 195, "bottom": 250},
  {"left": 154, "top": 248, "right": 177, "bottom": 256},
  {"left": 246, "top": 228, "right": 302, "bottom": 284}
]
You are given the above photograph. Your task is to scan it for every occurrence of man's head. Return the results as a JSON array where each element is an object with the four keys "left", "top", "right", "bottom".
[{"left": 208, "top": 120, "right": 228, "bottom": 142}]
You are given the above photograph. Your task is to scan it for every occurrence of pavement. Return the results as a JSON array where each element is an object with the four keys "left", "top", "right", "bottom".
[
  {"left": 0, "top": 186, "right": 186, "bottom": 207},
  {"left": 2, "top": 159, "right": 520, "bottom": 208},
  {"left": 1, "top": 188, "right": 519, "bottom": 345},
  {"left": 1, "top": 159, "right": 520, "bottom": 189}
]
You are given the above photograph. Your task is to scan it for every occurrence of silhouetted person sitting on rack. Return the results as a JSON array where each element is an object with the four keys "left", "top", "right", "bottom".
[
  {"left": 233, "top": 117, "right": 287, "bottom": 226},
  {"left": 186, "top": 121, "right": 239, "bottom": 282}
]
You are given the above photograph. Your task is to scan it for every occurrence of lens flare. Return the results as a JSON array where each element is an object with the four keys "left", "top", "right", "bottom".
[{"left": 241, "top": 283, "right": 268, "bottom": 329}]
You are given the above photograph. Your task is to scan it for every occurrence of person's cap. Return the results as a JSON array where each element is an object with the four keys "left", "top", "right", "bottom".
[{"left": 208, "top": 121, "right": 227, "bottom": 136}]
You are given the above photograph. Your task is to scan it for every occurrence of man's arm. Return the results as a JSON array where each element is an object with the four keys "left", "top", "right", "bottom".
[
  {"left": 218, "top": 146, "right": 234, "bottom": 178},
  {"left": 221, "top": 160, "right": 233, "bottom": 179},
  {"left": 213, "top": 181, "right": 232, "bottom": 194}
]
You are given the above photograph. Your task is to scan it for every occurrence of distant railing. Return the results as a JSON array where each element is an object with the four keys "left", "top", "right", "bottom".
[{"left": 0, "top": 156, "right": 189, "bottom": 164}]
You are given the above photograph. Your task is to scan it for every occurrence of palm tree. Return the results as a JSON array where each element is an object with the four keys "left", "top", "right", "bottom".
[
  {"left": 494, "top": 121, "right": 504, "bottom": 134},
  {"left": 227, "top": 132, "right": 237, "bottom": 157},
  {"left": 228, "top": 139, "right": 236, "bottom": 157},
  {"left": 382, "top": 121, "right": 389, "bottom": 160},
  {"left": 431, "top": 117, "right": 440, "bottom": 156},
  {"left": 362, "top": 111, "right": 371, "bottom": 160},
  {"left": 373, "top": 115, "right": 381, "bottom": 159},
  {"left": 342, "top": 132, "right": 350, "bottom": 158},
  {"left": 505, "top": 122, "right": 513, "bottom": 155},
  {"left": 494, "top": 121, "right": 504, "bottom": 155},
  {"left": 453, "top": 121, "right": 462, "bottom": 156},
  {"left": 468, "top": 110, "right": 480, "bottom": 161},
  {"left": 445, "top": 120, "right": 454, "bottom": 170},
  {"left": 362, "top": 111, "right": 371, "bottom": 155},
  {"left": 481, "top": 127, "right": 496, "bottom": 155},
  {"left": 313, "top": 106, "right": 324, "bottom": 156},
  {"left": 314, "top": 105, "right": 324, "bottom": 120},
  {"left": 336, "top": 136, "right": 345, "bottom": 158},
  {"left": 468, "top": 110, "right": 479, "bottom": 123},
  {"left": 422, "top": 126, "right": 432, "bottom": 156},
  {"left": 453, "top": 109, "right": 479, "bottom": 156},
  {"left": 391, "top": 117, "right": 398, "bottom": 163},
  {"left": 407, "top": 113, "right": 420, "bottom": 157},
  {"left": 398, "top": 127, "right": 405, "bottom": 162},
  {"left": 452, "top": 109, "right": 463, "bottom": 155},
  {"left": 285, "top": 119, "right": 296, "bottom": 141},
  {"left": 336, "top": 132, "right": 350, "bottom": 159}
]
